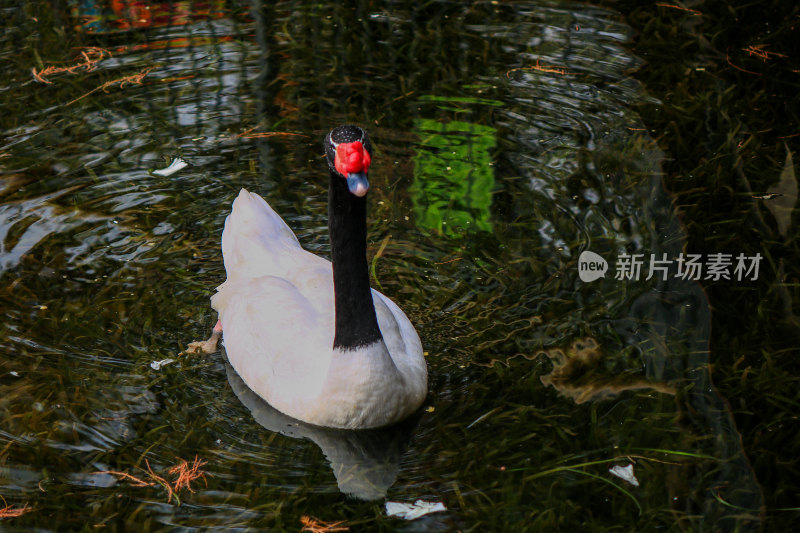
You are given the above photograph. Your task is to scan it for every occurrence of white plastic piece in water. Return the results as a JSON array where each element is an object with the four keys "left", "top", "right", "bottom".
[
  {"left": 385, "top": 500, "right": 446, "bottom": 520},
  {"left": 150, "top": 358, "right": 176, "bottom": 370},
  {"left": 609, "top": 463, "right": 639, "bottom": 487},
  {"left": 153, "top": 157, "right": 188, "bottom": 177}
]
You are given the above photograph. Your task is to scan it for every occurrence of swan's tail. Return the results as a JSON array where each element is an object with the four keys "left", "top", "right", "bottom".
[{"left": 220, "top": 189, "right": 301, "bottom": 281}]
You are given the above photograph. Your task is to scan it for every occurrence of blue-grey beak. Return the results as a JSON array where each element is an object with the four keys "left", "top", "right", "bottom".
[{"left": 346, "top": 172, "right": 369, "bottom": 197}]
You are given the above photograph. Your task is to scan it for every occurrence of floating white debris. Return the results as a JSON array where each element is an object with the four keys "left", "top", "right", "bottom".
[
  {"left": 385, "top": 500, "right": 446, "bottom": 520},
  {"left": 150, "top": 358, "right": 176, "bottom": 370},
  {"left": 153, "top": 157, "right": 188, "bottom": 177},
  {"left": 609, "top": 463, "right": 639, "bottom": 487},
  {"left": 9, "top": 371, "right": 20, "bottom": 377}
]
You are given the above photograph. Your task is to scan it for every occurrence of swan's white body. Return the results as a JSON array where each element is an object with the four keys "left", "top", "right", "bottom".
[{"left": 211, "top": 189, "right": 427, "bottom": 429}]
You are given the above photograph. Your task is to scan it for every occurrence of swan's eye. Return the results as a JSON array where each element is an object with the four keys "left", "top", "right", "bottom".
[{"left": 334, "top": 141, "right": 371, "bottom": 176}]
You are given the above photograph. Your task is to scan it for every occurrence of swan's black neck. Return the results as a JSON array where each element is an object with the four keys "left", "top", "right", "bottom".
[{"left": 329, "top": 171, "right": 382, "bottom": 350}]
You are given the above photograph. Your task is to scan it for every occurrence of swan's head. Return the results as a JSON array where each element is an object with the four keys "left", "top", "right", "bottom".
[{"left": 325, "top": 125, "right": 373, "bottom": 197}]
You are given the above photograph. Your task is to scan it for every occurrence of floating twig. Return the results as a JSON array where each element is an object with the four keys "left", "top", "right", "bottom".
[
  {"left": 0, "top": 495, "right": 32, "bottom": 519},
  {"left": 300, "top": 515, "right": 350, "bottom": 532},
  {"left": 145, "top": 458, "right": 176, "bottom": 503},
  {"left": 655, "top": 3, "right": 702, "bottom": 15},
  {"left": 237, "top": 126, "right": 309, "bottom": 139},
  {"left": 95, "top": 455, "right": 208, "bottom": 505},
  {"left": 168, "top": 456, "right": 208, "bottom": 494},
  {"left": 506, "top": 59, "right": 568, "bottom": 78},
  {"left": 32, "top": 47, "right": 112, "bottom": 84},
  {"left": 370, "top": 234, "right": 391, "bottom": 290},
  {"left": 66, "top": 67, "right": 155, "bottom": 106},
  {"left": 94, "top": 470, "right": 154, "bottom": 487},
  {"left": 726, "top": 50, "right": 761, "bottom": 76},
  {"left": 392, "top": 90, "right": 415, "bottom": 102},
  {"left": 743, "top": 44, "right": 787, "bottom": 62},
  {"left": 712, "top": 486, "right": 800, "bottom": 512}
]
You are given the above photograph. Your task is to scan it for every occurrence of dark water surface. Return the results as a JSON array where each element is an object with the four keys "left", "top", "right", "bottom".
[{"left": 1, "top": 1, "right": 797, "bottom": 531}]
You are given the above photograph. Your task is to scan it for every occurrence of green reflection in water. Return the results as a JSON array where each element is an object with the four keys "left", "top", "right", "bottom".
[{"left": 410, "top": 118, "right": 496, "bottom": 236}]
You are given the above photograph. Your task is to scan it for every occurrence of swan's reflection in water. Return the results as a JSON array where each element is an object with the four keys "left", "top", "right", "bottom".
[{"left": 224, "top": 361, "right": 420, "bottom": 501}]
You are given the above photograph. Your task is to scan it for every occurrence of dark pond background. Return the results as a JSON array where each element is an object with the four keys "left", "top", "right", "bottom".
[{"left": 1, "top": 0, "right": 798, "bottom": 531}]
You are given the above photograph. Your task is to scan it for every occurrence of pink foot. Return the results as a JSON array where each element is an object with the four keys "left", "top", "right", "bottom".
[{"left": 184, "top": 319, "right": 222, "bottom": 354}]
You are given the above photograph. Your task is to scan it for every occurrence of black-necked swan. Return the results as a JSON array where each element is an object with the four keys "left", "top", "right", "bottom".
[{"left": 189, "top": 125, "right": 428, "bottom": 429}]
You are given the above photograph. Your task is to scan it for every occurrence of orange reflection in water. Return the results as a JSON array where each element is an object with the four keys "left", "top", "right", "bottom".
[{"left": 73, "top": 1, "right": 229, "bottom": 33}]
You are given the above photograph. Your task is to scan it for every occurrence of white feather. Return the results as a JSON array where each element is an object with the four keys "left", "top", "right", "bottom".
[{"left": 212, "top": 189, "right": 427, "bottom": 429}]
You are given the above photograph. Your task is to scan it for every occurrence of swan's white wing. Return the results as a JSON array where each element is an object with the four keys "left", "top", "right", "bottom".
[
  {"left": 212, "top": 272, "right": 335, "bottom": 416},
  {"left": 221, "top": 189, "right": 304, "bottom": 282},
  {"left": 373, "top": 291, "right": 427, "bottom": 401},
  {"left": 374, "top": 291, "right": 422, "bottom": 360},
  {"left": 212, "top": 188, "right": 341, "bottom": 420}
]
